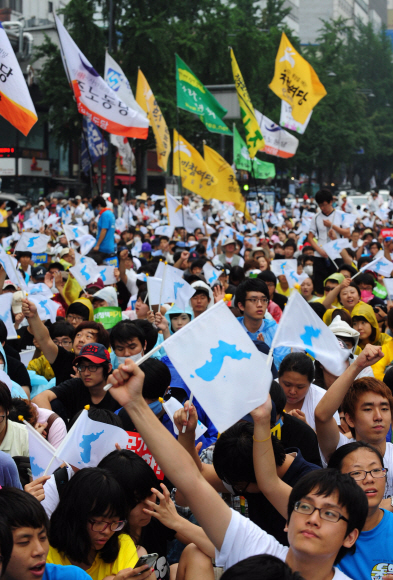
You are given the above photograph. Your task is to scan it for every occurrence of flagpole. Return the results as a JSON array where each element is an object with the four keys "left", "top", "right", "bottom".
[
  {"left": 175, "top": 105, "right": 186, "bottom": 241},
  {"left": 159, "top": 262, "right": 168, "bottom": 310},
  {"left": 82, "top": 123, "right": 100, "bottom": 196}
]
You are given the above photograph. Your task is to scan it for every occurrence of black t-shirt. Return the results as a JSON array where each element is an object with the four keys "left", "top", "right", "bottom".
[
  {"left": 281, "top": 414, "right": 322, "bottom": 467},
  {"left": 51, "top": 346, "right": 76, "bottom": 385},
  {"left": 244, "top": 448, "right": 320, "bottom": 546},
  {"left": 4, "top": 343, "right": 20, "bottom": 361},
  {"left": 273, "top": 291, "right": 287, "bottom": 311},
  {"left": 139, "top": 519, "right": 176, "bottom": 580},
  {"left": 50, "top": 378, "right": 120, "bottom": 420},
  {"left": 7, "top": 355, "right": 31, "bottom": 391},
  {"left": 9, "top": 326, "right": 35, "bottom": 353}
]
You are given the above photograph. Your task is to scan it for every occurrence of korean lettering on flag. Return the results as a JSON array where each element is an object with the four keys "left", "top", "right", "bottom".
[
  {"left": 164, "top": 300, "right": 272, "bottom": 433},
  {"left": 55, "top": 409, "right": 130, "bottom": 469},
  {"left": 55, "top": 15, "right": 149, "bottom": 138},
  {"left": 322, "top": 239, "right": 351, "bottom": 262},
  {"left": 15, "top": 233, "right": 50, "bottom": 254},
  {"left": 271, "top": 291, "right": 348, "bottom": 375},
  {"left": 97, "top": 266, "right": 117, "bottom": 286},
  {"left": 270, "top": 259, "right": 297, "bottom": 278},
  {"left": 0, "top": 293, "right": 17, "bottom": 339},
  {"left": 126, "top": 432, "right": 164, "bottom": 480},
  {"left": 70, "top": 261, "right": 99, "bottom": 288},
  {"left": 83, "top": 117, "right": 108, "bottom": 162}
]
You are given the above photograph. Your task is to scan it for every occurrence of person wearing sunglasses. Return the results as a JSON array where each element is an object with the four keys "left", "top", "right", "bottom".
[{"left": 48, "top": 468, "right": 153, "bottom": 580}]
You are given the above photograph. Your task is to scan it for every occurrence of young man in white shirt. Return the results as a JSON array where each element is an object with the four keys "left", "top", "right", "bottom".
[
  {"left": 105, "top": 360, "right": 368, "bottom": 580},
  {"left": 307, "top": 189, "right": 350, "bottom": 295}
]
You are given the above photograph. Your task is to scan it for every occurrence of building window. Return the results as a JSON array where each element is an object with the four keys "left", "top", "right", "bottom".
[
  {"left": 0, "top": 0, "right": 23, "bottom": 11},
  {"left": 48, "top": 1, "right": 53, "bottom": 13}
]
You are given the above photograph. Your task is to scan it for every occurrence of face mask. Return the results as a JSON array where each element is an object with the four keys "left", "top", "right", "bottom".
[
  {"left": 149, "top": 400, "right": 163, "bottom": 415},
  {"left": 304, "top": 265, "right": 313, "bottom": 276},
  {"left": 117, "top": 351, "right": 143, "bottom": 366},
  {"left": 361, "top": 290, "right": 374, "bottom": 303},
  {"left": 0, "top": 364, "right": 4, "bottom": 372}
]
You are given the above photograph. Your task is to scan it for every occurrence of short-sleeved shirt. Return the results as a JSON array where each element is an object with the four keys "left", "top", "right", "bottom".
[
  {"left": 0, "top": 450, "right": 22, "bottom": 488},
  {"left": 50, "top": 346, "right": 76, "bottom": 386},
  {"left": 97, "top": 209, "right": 116, "bottom": 254},
  {"left": 139, "top": 518, "right": 176, "bottom": 580},
  {"left": 47, "top": 534, "right": 138, "bottom": 580},
  {"left": 215, "top": 509, "right": 352, "bottom": 580},
  {"left": 43, "top": 563, "right": 90, "bottom": 580},
  {"left": 7, "top": 355, "right": 32, "bottom": 391},
  {"left": 300, "top": 383, "right": 340, "bottom": 431},
  {"left": 50, "top": 378, "right": 121, "bottom": 420},
  {"left": 309, "top": 209, "right": 344, "bottom": 248},
  {"left": 0, "top": 420, "right": 29, "bottom": 457}
]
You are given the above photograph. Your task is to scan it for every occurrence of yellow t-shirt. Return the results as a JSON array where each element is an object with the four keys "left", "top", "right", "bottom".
[
  {"left": 0, "top": 208, "right": 8, "bottom": 228},
  {"left": 47, "top": 534, "right": 138, "bottom": 580}
]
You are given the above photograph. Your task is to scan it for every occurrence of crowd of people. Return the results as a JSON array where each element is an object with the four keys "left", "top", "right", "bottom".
[{"left": 0, "top": 185, "right": 393, "bottom": 580}]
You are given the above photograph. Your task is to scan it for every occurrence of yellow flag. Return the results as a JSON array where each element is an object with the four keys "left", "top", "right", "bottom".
[
  {"left": 172, "top": 130, "right": 217, "bottom": 199},
  {"left": 230, "top": 48, "right": 264, "bottom": 159},
  {"left": 136, "top": 69, "right": 171, "bottom": 172},
  {"left": 203, "top": 144, "right": 251, "bottom": 220},
  {"left": 269, "top": 32, "right": 327, "bottom": 124}
]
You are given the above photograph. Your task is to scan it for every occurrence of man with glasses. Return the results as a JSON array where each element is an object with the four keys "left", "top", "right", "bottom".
[
  {"left": 0, "top": 382, "right": 28, "bottom": 458},
  {"left": 27, "top": 322, "right": 74, "bottom": 381},
  {"left": 235, "top": 279, "right": 290, "bottom": 368},
  {"left": 33, "top": 343, "right": 119, "bottom": 423}
]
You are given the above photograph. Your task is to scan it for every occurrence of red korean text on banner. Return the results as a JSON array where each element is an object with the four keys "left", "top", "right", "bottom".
[
  {"left": 126, "top": 432, "right": 164, "bottom": 480},
  {"left": 381, "top": 229, "right": 393, "bottom": 238}
]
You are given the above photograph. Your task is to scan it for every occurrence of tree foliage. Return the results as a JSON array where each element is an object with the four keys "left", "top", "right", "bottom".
[{"left": 34, "top": 0, "right": 393, "bottom": 187}]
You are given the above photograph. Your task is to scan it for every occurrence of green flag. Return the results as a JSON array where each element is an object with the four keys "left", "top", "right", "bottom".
[
  {"left": 176, "top": 54, "right": 232, "bottom": 135},
  {"left": 233, "top": 126, "right": 275, "bottom": 179}
]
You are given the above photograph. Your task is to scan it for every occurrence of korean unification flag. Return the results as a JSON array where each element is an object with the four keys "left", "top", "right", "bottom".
[
  {"left": 0, "top": 248, "right": 27, "bottom": 291},
  {"left": 70, "top": 261, "right": 99, "bottom": 288},
  {"left": 203, "top": 262, "right": 220, "bottom": 286},
  {"left": 155, "top": 225, "right": 175, "bottom": 238},
  {"left": 360, "top": 256, "right": 393, "bottom": 277},
  {"left": 115, "top": 218, "right": 126, "bottom": 233},
  {"left": 29, "top": 296, "right": 60, "bottom": 323},
  {"left": 55, "top": 409, "right": 130, "bottom": 469},
  {"left": 27, "top": 283, "right": 53, "bottom": 298},
  {"left": 340, "top": 212, "right": 357, "bottom": 228},
  {"left": 384, "top": 278, "right": 393, "bottom": 299},
  {"left": 146, "top": 277, "right": 168, "bottom": 305},
  {"left": 270, "top": 259, "right": 297, "bottom": 278},
  {"left": 161, "top": 397, "right": 207, "bottom": 439},
  {"left": 272, "top": 291, "right": 349, "bottom": 375},
  {"left": 45, "top": 214, "right": 60, "bottom": 228},
  {"left": 284, "top": 269, "right": 309, "bottom": 290},
  {"left": 64, "top": 224, "right": 88, "bottom": 243},
  {"left": 23, "top": 216, "right": 41, "bottom": 231},
  {"left": 96, "top": 265, "right": 117, "bottom": 286},
  {"left": 155, "top": 262, "right": 184, "bottom": 281},
  {"left": 164, "top": 301, "right": 272, "bottom": 432},
  {"left": 27, "top": 426, "right": 64, "bottom": 480},
  {"left": 322, "top": 238, "right": 351, "bottom": 261},
  {"left": 15, "top": 233, "right": 50, "bottom": 254},
  {"left": 173, "top": 278, "right": 195, "bottom": 311},
  {"left": 0, "top": 293, "right": 17, "bottom": 339},
  {"left": 76, "top": 234, "right": 96, "bottom": 256}
]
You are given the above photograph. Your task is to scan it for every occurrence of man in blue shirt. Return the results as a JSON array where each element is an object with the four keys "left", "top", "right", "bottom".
[
  {"left": 235, "top": 278, "right": 290, "bottom": 369},
  {"left": 91, "top": 196, "right": 116, "bottom": 260}
]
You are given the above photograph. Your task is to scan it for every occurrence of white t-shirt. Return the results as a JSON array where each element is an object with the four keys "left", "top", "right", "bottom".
[
  {"left": 301, "top": 384, "right": 340, "bottom": 431},
  {"left": 309, "top": 209, "right": 344, "bottom": 248},
  {"left": 42, "top": 466, "right": 74, "bottom": 518},
  {"left": 216, "top": 509, "right": 353, "bottom": 580},
  {"left": 322, "top": 434, "right": 393, "bottom": 499}
]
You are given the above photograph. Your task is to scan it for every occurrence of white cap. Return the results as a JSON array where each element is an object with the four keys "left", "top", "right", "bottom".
[
  {"left": 329, "top": 315, "right": 360, "bottom": 352},
  {"left": 91, "top": 287, "right": 118, "bottom": 307}
]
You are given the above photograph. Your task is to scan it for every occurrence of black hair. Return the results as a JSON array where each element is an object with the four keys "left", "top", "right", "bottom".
[
  {"left": 283, "top": 239, "right": 297, "bottom": 250},
  {"left": 140, "top": 358, "right": 171, "bottom": 400},
  {"left": 49, "top": 468, "right": 128, "bottom": 565},
  {"left": 213, "top": 422, "right": 286, "bottom": 486},
  {"left": 194, "top": 243, "right": 206, "bottom": 256},
  {"left": 68, "top": 407, "right": 123, "bottom": 431},
  {"left": 221, "top": 554, "right": 304, "bottom": 580},
  {"left": 0, "top": 487, "right": 49, "bottom": 532},
  {"left": 0, "top": 383, "right": 11, "bottom": 415},
  {"left": 308, "top": 302, "right": 326, "bottom": 320},
  {"left": 0, "top": 321, "right": 6, "bottom": 344},
  {"left": 0, "top": 515, "right": 13, "bottom": 575},
  {"left": 338, "top": 264, "right": 357, "bottom": 278},
  {"left": 98, "top": 450, "right": 159, "bottom": 540},
  {"left": 353, "top": 273, "right": 375, "bottom": 288},
  {"left": 131, "top": 319, "right": 158, "bottom": 353},
  {"left": 257, "top": 270, "right": 277, "bottom": 286},
  {"left": 49, "top": 321, "right": 74, "bottom": 340},
  {"left": 270, "top": 380, "right": 287, "bottom": 418},
  {"left": 234, "top": 278, "right": 269, "bottom": 308},
  {"left": 136, "top": 286, "right": 148, "bottom": 302},
  {"left": 315, "top": 189, "right": 333, "bottom": 205},
  {"left": 15, "top": 251, "right": 32, "bottom": 259},
  {"left": 278, "top": 352, "right": 315, "bottom": 383},
  {"left": 358, "top": 256, "right": 372, "bottom": 270},
  {"left": 229, "top": 266, "right": 244, "bottom": 286},
  {"left": 110, "top": 320, "right": 146, "bottom": 350},
  {"left": 71, "top": 321, "right": 110, "bottom": 349},
  {"left": 328, "top": 441, "right": 384, "bottom": 471},
  {"left": 287, "top": 469, "right": 368, "bottom": 564},
  {"left": 9, "top": 398, "right": 37, "bottom": 425},
  {"left": 92, "top": 196, "right": 107, "bottom": 208},
  {"left": 190, "top": 258, "right": 206, "bottom": 272},
  {"left": 370, "top": 241, "right": 382, "bottom": 250}
]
